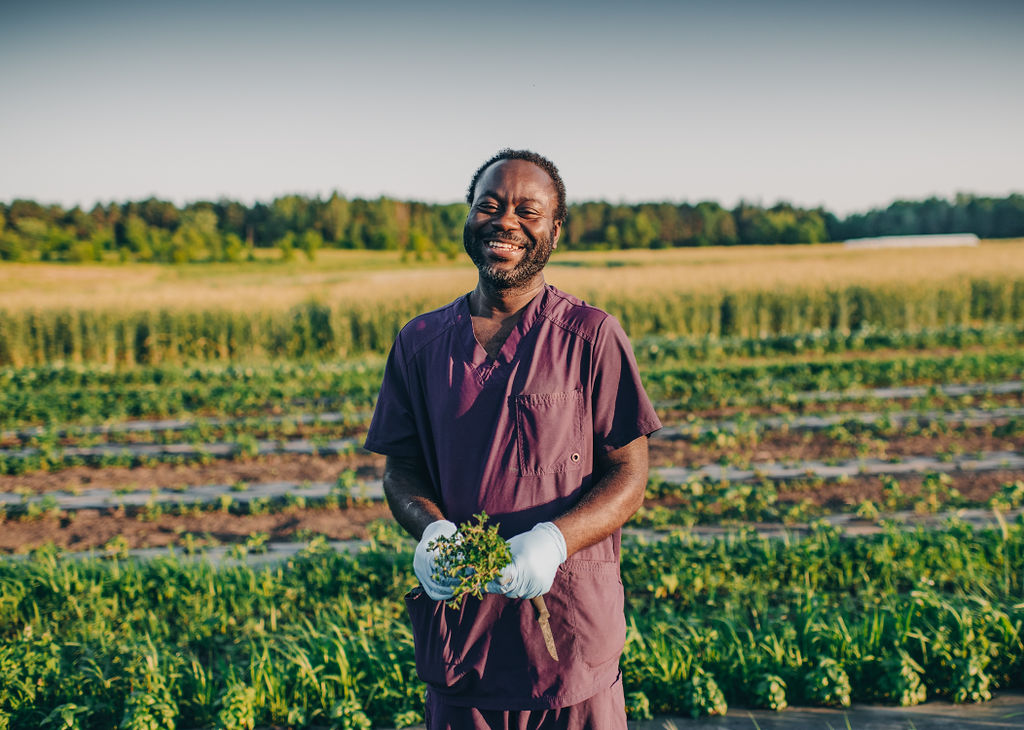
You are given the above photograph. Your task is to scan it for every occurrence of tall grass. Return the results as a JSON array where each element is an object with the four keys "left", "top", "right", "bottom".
[
  {"left": 0, "top": 301, "right": 424, "bottom": 366},
  {"left": 594, "top": 278, "right": 1023, "bottom": 340},
  {"left": 2, "top": 278, "right": 1021, "bottom": 366}
]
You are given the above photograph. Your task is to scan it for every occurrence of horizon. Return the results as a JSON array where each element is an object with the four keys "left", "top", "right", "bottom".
[{"left": 2, "top": 0, "right": 1022, "bottom": 216}]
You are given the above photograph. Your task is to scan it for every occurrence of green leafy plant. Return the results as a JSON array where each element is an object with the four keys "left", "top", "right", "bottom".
[
  {"left": 876, "top": 652, "right": 927, "bottom": 707},
  {"left": 754, "top": 673, "right": 788, "bottom": 710},
  {"left": 682, "top": 667, "right": 727, "bottom": 718},
  {"left": 805, "top": 658, "right": 852, "bottom": 707},
  {"left": 952, "top": 655, "right": 993, "bottom": 704},
  {"left": 41, "top": 703, "right": 90, "bottom": 730},
  {"left": 624, "top": 690, "right": 653, "bottom": 720},
  {"left": 122, "top": 690, "right": 177, "bottom": 730},
  {"left": 392, "top": 709, "right": 423, "bottom": 729},
  {"left": 216, "top": 683, "right": 256, "bottom": 730},
  {"left": 429, "top": 512, "right": 511, "bottom": 609}
]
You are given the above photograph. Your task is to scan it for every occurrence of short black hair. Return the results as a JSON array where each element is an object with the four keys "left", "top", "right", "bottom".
[{"left": 466, "top": 149, "right": 568, "bottom": 224}]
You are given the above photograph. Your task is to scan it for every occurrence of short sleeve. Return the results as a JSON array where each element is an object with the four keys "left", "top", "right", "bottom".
[
  {"left": 591, "top": 315, "right": 662, "bottom": 453},
  {"left": 363, "top": 333, "right": 422, "bottom": 458}
]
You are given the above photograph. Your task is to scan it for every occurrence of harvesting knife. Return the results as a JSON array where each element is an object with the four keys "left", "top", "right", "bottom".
[{"left": 532, "top": 596, "right": 558, "bottom": 661}]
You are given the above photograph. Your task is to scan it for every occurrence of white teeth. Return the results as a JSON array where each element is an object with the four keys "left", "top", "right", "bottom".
[{"left": 488, "top": 242, "right": 519, "bottom": 251}]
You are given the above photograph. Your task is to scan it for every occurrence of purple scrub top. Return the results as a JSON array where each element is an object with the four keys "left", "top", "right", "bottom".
[{"left": 365, "top": 284, "right": 661, "bottom": 710}]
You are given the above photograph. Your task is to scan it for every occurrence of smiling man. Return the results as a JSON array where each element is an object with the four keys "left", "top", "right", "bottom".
[{"left": 364, "top": 149, "right": 661, "bottom": 728}]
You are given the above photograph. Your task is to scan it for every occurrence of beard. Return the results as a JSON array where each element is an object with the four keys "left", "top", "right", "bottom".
[{"left": 463, "top": 225, "right": 556, "bottom": 290}]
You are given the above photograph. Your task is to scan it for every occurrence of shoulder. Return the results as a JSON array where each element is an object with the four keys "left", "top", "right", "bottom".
[
  {"left": 538, "top": 284, "right": 616, "bottom": 344},
  {"left": 393, "top": 296, "right": 465, "bottom": 360}
]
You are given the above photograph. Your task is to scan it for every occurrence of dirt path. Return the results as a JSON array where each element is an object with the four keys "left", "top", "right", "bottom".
[
  {"left": 3, "top": 423, "right": 1021, "bottom": 495},
  {"left": 646, "top": 469, "right": 1023, "bottom": 514},
  {"left": 0, "top": 452, "right": 385, "bottom": 494},
  {"left": 0, "top": 502, "right": 391, "bottom": 553},
  {"left": 4, "top": 465, "right": 1020, "bottom": 554},
  {"left": 650, "top": 428, "right": 1023, "bottom": 471},
  {"left": 625, "top": 691, "right": 1024, "bottom": 729}
]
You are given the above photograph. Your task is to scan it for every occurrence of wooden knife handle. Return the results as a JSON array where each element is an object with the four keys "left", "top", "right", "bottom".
[{"left": 531, "top": 595, "right": 559, "bottom": 661}]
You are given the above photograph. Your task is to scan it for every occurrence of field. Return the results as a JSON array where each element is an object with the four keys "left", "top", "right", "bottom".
[
  {"left": 0, "top": 242, "right": 1023, "bottom": 728},
  {"left": 3, "top": 240, "right": 1022, "bottom": 311},
  {"left": 2, "top": 240, "right": 1022, "bottom": 366}
]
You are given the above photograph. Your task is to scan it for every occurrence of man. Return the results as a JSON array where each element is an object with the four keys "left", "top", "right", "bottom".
[{"left": 364, "top": 149, "right": 661, "bottom": 728}]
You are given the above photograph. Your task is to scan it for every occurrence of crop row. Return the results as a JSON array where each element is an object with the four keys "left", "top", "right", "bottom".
[
  {"left": 646, "top": 350, "right": 1024, "bottom": 409},
  {"left": 4, "top": 469, "right": 1023, "bottom": 549},
  {"left": 2, "top": 414, "right": 367, "bottom": 450},
  {"left": 5, "top": 382, "right": 1021, "bottom": 451},
  {"left": 0, "top": 362, "right": 382, "bottom": 429},
  {"left": 661, "top": 408, "right": 1024, "bottom": 451},
  {"left": 7, "top": 321, "right": 1022, "bottom": 394},
  {"left": 0, "top": 521, "right": 1021, "bottom": 727},
  {"left": 639, "top": 474, "right": 1024, "bottom": 528},
  {"left": 0, "top": 474, "right": 369, "bottom": 523},
  {"left": 3, "top": 386, "right": 1020, "bottom": 455},
  {"left": 634, "top": 323, "right": 1024, "bottom": 365},
  {"left": 0, "top": 435, "right": 364, "bottom": 476},
  {"left": 2, "top": 351, "right": 1022, "bottom": 430},
  {"left": 7, "top": 381, "right": 1020, "bottom": 447},
  {"left": 2, "top": 277, "right": 1021, "bottom": 366},
  {"left": 596, "top": 277, "right": 1024, "bottom": 341},
  {"left": 2, "top": 408, "right": 1019, "bottom": 477}
]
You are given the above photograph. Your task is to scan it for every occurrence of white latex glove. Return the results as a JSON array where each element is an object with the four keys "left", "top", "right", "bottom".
[
  {"left": 486, "top": 522, "right": 567, "bottom": 599},
  {"left": 414, "top": 519, "right": 458, "bottom": 601}
]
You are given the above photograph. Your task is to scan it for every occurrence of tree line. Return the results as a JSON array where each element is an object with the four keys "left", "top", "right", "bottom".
[{"left": 1, "top": 192, "right": 1021, "bottom": 263}]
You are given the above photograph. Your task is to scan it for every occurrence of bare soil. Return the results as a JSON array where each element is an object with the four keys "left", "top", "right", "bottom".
[
  {"left": 0, "top": 416, "right": 366, "bottom": 443},
  {"left": 1, "top": 414, "right": 1020, "bottom": 554},
  {"left": 777, "top": 469, "right": 1022, "bottom": 507},
  {"left": 657, "top": 390, "right": 1022, "bottom": 423},
  {"left": 6, "top": 467, "right": 1020, "bottom": 554},
  {"left": 646, "top": 469, "right": 1023, "bottom": 514},
  {"left": 0, "top": 452, "right": 385, "bottom": 494},
  {"left": 3, "top": 425, "right": 1020, "bottom": 496},
  {"left": 0, "top": 502, "right": 392, "bottom": 553},
  {"left": 648, "top": 427, "right": 1024, "bottom": 470}
]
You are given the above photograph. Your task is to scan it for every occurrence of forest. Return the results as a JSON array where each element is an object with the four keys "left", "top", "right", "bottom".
[{"left": 1, "top": 192, "right": 1022, "bottom": 264}]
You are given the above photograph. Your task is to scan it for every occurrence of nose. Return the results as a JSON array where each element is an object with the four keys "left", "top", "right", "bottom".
[{"left": 493, "top": 205, "right": 519, "bottom": 231}]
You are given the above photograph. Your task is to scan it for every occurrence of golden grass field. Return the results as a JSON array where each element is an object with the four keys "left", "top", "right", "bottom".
[{"left": 1, "top": 239, "right": 1022, "bottom": 313}]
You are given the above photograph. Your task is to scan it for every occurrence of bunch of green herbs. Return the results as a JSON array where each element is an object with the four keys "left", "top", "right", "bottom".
[{"left": 429, "top": 512, "right": 511, "bottom": 608}]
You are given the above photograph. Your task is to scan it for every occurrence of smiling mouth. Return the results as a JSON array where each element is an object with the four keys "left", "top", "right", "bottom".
[{"left": 486, "top": 240, "right": 525, "bottom": 252}]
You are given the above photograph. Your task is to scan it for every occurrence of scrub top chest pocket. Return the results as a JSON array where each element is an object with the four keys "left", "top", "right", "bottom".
[{"left": 511, "top": 389, "right": 585, "bottom": 476}]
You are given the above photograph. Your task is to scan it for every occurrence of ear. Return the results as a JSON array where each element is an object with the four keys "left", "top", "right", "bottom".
[{"left": 552, "top": 219, "right": 562, "bottom": 249}]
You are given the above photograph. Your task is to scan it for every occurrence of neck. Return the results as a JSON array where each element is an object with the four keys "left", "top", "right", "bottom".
[{"left": 470, "top": 275, "right": 546, "bottom": 317}]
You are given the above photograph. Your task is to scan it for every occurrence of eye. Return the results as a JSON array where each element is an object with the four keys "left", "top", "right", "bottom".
[
  {"left": 517, "top": 207, "right": 541, "bottom": 219},
  {"left": 475, "top": 201, "right": 499, "bottom": 213}
]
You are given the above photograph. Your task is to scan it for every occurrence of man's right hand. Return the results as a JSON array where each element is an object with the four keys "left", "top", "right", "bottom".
[{"left": 413, "top": 519, "right": 459, "bottom": 601}]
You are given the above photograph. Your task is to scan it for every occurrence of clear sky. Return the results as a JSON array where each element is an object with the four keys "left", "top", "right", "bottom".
[{"left": 2, "top": 0, "right": 1021, "bottom": 215}]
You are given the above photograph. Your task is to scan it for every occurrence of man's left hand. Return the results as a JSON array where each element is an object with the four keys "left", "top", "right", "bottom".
[{"left": 486, "top": 522, "right": 567, "bottom": 599}]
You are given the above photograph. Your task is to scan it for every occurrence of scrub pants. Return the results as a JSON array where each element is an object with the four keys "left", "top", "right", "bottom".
[{"left": 424, "top": 674, "right": 627, "bottom": 730}]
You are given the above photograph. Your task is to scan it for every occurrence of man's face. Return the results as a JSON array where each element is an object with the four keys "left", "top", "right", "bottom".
[{"left": 463, "top": 159, "right": 562, "bottom": 290}]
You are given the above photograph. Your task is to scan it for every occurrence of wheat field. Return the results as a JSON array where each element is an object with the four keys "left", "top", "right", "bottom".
[{"left": 1, "top": 239, "right": 1021, "bottom": 314}]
